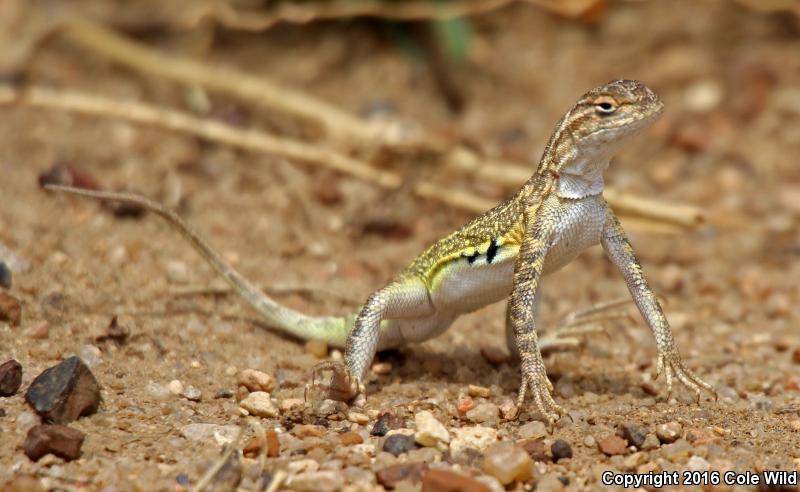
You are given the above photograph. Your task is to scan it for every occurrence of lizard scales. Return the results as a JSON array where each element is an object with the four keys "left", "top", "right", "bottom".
[{"left": 47, "top": 79, "right": 716, "bottom": 421}]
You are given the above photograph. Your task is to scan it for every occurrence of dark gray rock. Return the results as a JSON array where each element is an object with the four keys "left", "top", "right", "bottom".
[
  {"left": 25, "top": 356, "right": 101, "bottom": 423},
  {"left": 0, "top": 359, "right": 22, "bottom": 397},
  {"left": 382, "top": 434, "right": 417, "bottom": 456}
]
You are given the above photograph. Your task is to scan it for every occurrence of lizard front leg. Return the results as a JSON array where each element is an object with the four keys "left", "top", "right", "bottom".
[
  {"left": 508, "top": 209, "right": 564, "bottom": 423},
  {"left": 314, "top": 277, "right": 434, "bottom": 402},
  {"left": 600, "top": 207, "right": 716, "bottom": 401}
]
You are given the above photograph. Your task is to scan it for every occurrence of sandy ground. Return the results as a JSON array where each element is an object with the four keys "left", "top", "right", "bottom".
[{"left": 1, "top": 1, "right": 800, "bottom": 490}]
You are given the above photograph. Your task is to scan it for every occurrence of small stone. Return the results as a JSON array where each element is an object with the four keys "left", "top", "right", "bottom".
[
  {"left": 499, "top": 399, "right": 516, "bottom": 420},
  {"left": 621, "top": 451, "right": 648, "bottom": 471},
  {"left": 145, "top": 382, "right": 171, "bottom": 401},
  {"left": 371, "top": 361, "right": 393, "bottom": 375},
  {"left": 457, "top": 395, "right": 475, "bottom": 413},
  {"left": 236, "top": 369, "right": 276, "bottom": 393},
  {"left": 422, "top": 469, "right": 491, "bottom": 492},
  {"left": 315, "top": 398, "right": 345, "bottom": 417},
  {"left": 266, "top": 430, "right": 280, "bottom": 457},
  {"left": 619, "top": 423, "right": 647, "bottom": 449},
  {"left": 24, "top": 424, "right": 85, "bottom": 461},
  {"left": 288, "top": 470, "right": 343, "bottom": 492},
  {"left": 598, "top": 435, "right": 627, "bottom": 456},
  {"left": 243, "top": 436, "right": 263, "bottom": 458},
  {"left": 583, "top": 435, "right": 596, "bottom": 448},
  {"left": 789, "top": 420, "right": 800, "bottom": 432},
  {"left": 305, "top": 340, "right": 328, "bottom": 358},
  {"left": 449, "top": 426, "right": 498, "bottom": 457},
  {"left": 466, "top": 402, "right": 499, "bottom": 424},
  {"left": 165, "top": 260, "right": 189, "bottom": 284},
  {"left": 687, "top": 455, "right": 710, "bottom": 471},
  {"left": 480, "top": 345, "right": 509, "bottom": 365},
  {"left": 414, "top": 411, "right": 450, "bottom": 448},
  {"left": 347, "top": 411, "right": 369, "bottom": 424},
  {"left": 656, "top": 422, "right": 683, "bottom": 443},
  {"left": 551, "top": 439, "right": 572, "bottom": 461},
  {"left": 519, "top": 438, "right": 549, "bottom": 461},
  {"left": 641, "top": 433, "right": 661, "bottom": 450},
  {"left": 0, "top": 292, "right": 21, "bottom": 326},
  {"left": 536, "top": 473, "right": 566, "bottom": 492},
  {"left": 793, "top": 347, "right": 800, "bottom": 365},
  {"left": 239, "top": 391, "right": 278, "bottom": 418},
  {"left": 182, "top": 386, "right": 202, "bottom": 401},
  {"left": 339, "top": 431, "right": 363, "bottom": 445},
  {"left": 383, "top": 434, "right": 417, "bottom": 456},
  {"left": 0, "top": 359, "right": 23, "bottom": 396},
  {"left": 168, "top": 380, "right": 184, "bottom": 395},
  {"left": 280, "top": 398, "right": 304, "bottom": 413},
  {"left": 372, "top": 411, "right": 404, "bottom": 436},
  {"left": 518, "top": 421, "right": 547, "bottom": 440},
  {"left": 214, "top": 388, "right": 234, "bottom": 399},
  {"left": 78, "top": 344, "right": 102, "bottom": 368},
  {"left": 0, "top": 262, "right": 11, "bottom": 289},
  {"left": 376, "top": 463, "right": 427, "bottom": 488},
  {"left": 468, "top": 385, "right": 490, "bottom": 398},
  {"left": 482, "top": 441, "right": 533, "bottom": 485},
  {"left": 25, "top": 356, "right": 101, "bottom": 424},
  {"left": 661, "top": 438, "right": 692, "bottom": 463},
  {"left": 291, "top": 424, "right": 325, "bottom": 438},
  {"left": 180, "top": 423, "right": 240, "bottom": 443}
]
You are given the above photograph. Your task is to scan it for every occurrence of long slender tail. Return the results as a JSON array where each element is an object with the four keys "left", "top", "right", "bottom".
[{"left": 45, "top": 185, "right": 353, "bottom": 347}]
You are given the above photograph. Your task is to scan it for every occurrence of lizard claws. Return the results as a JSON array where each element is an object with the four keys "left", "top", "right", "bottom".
[
  {"left": 514, "top": 362, "right": 564, "bottom": 423},
  {"left": 654, "top": 350, "right": 716, "bottom": 403},
  {"left": 310, "top": 360, "right": 363, "bottom": 402}
]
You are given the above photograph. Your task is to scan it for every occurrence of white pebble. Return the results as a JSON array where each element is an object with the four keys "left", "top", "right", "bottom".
[
  {"left": 79, "top": 344, "right": 102, "bottom": 368},
  {"left": 450, "top": 426, "right": 498, "bottom": 457},
  {"left": 239, "top": 391, "right": 278, "bottom": 418},
  {"left": 237, "top": 369, "right": 276, "bottom": 393},
  {"left": 167, "top": 380, "right": 184, "bottom": 395},
  {"left": 165, "top": 260, "right": 189, "bottom": 284},
  {"left": 414, "top": 410, "right": 450, "bottom": 448}
]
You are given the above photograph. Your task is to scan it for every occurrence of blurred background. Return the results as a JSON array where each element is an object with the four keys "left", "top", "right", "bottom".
[{"left": 1, "top": 0, "right": 800, "bottom": 489}]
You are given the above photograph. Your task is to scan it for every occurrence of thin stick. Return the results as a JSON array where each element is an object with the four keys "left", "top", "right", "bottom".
[{"left": 55, "top": 19, "right": 706, "bottom": 228}]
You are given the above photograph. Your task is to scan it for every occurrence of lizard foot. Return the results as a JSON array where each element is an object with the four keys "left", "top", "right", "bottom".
[
  {"left": 655, "top": 349, "right": 717, "bottom": 403},
  {"left": 310, "top": 360, "right": 364, "bottom": 402},
  {"left": 514, "top": 359, "right": 564, "bottom": 423}
]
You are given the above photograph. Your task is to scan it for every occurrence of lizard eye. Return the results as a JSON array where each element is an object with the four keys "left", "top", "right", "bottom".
[{"left": 595, "top": 100, "right": 617, "bottom": 115}]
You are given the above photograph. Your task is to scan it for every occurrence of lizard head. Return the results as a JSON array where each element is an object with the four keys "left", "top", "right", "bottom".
[
  {"left": 568, "top": 79, "right": 664, "bottom": 146},
  {"left": 537, "top": 79, "right": 664, "bottom": 198}
]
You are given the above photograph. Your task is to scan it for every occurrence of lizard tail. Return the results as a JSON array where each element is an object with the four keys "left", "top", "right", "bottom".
[{"left": 45, "top": 185, "right": 353, "bottom": 347}]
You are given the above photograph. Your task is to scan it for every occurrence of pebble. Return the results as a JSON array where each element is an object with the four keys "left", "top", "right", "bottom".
[
  {"left": 168, "top": 380, "right": 184, "bottom": 395},
  {"left": 288, "top": 470, "right": 343, "bottom": 492},
  {"left": 304, "top": 340, "right": 328, "bottom": 358},
  {"left": 371, "top": 361, "right": 393, "bottom": 375},
  {"left": 519, "top": 438, "right": 549, "bottom": 462},
  {"left": 482, "top": 441, "right": 533, "bottom": 485},
  {"left": 656, "top": 422, "right": 683, "bottom": 443},
  {"left": 687, "top": 455, "right": 710, "bottom": 471},
  {"left": 0, "top": 261, "right": 11, "bottom": 288},
  {"left": 422, "top": 469, "right": 491, "bottom": 492},
  {"left": 371, "top": 411, "right": 404, "bottom": 436},
  {"left": 583, "top": 435, "right": 596, "bottom": 448},
  {"left": 0, "top": 359, "right": 23, "bottom": 396},
  {"left": 518, "top": 421, "right": 548, "bottom": 440},
  {"left": 180, "top": 423, "right": 240, "bottom": 443},
  {"left": 793, "top": 347, "right": 800, "bottom": 365},
  {"left": 375, "top": 463, "right": 427, "bottom": 488},
  {"left": 661, "top": 438, "right": 692, "bottom": 463},
  {"left": 280, "top": 398, "right": 304, "bottom": 413},
  {"left": 266, "top": 430, "right": 280, "bottom": 457},
  {"left": 182, "top": 386, "right": 202, "bottom": 402},
  {"left": 536, "top": 473, "right": 566, "bottom": 492},
  {"left": 598, "top": 435, "right": 628, "bottom": 456},
  {"left": 78, "top": 344, "right": 102, "bottom": 368},
  {"left": 236, "top": 369, "right": 276, "bottom": 393},
  {"left": 239, "top": 391, "right": 278, "bottom": 418},
  {"left": 145, "top": 382, "right": 171, "bottom": 401},
  {"left": 291, "top": 424, "right": 326, "bottom": 438},
  {"left": 347, "top": 411, "right": 369, "bottom": 424},
  {"left": 499, "top": 399, "right": 517, "bottom": 420},
  {"left": 414, "top": 411, "right": 450, "bottom": 448},
  {"left": 24, "top": 424, "right": 85, "bottom": 461},
  {"left": 450, "top": 426, "right": 498, "bottom": 457},
  {"left": 641, "top": 433, "right": 661, "bottom": 450},
  {"left": 165, "top": 260, "right": 189, "bottom": 284},
  {"left": 468, "top": 385, "right": 490, "bottom": 398},
  {"left": 383, "top": 434, "right": 417, "bottom": 456},
  {"left": 0, "top": 292, "right": 21, "bottom": 326},
  {"left": 339, "top": 431, "right": 363, "bottom": 445},
  {"left": 551, "top": 439, "right": 572, "bottom": 461},
  {"left": 25, "top": 356, "right": 101, "bottom": 424},
  {"left": 457, "top": 395, "right": 475, "bottom": 413},
  {"left": 466, "top": 402, "right": 499, "bottom": 424},
  {"left": 619, "top": 423, "right": 648, "bottom": 449},
  {"left": 622, "top": 451, "right": 648, "bottom": 471}
]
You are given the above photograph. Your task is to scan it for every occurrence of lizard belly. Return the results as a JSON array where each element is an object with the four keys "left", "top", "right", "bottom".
[
  {"left": 542, "top": 195, "right": 606, "bottom": 274},
  {"left": 429, "top": 245, "right": 519, "bottom": 314}
]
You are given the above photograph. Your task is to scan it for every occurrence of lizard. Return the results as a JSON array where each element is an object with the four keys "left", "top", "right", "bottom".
[{"left": 46, "top": 79, "right": 716, "bottom": 422}]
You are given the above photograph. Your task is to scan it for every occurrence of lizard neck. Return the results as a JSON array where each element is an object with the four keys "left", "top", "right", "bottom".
[{"left": 554, "top": 139, "right": 619, "bottom": 199}]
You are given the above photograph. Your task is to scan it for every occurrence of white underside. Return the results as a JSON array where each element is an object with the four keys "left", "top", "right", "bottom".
[{"left": 380, "top": 194, "right": 608, "bottom": 348}]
